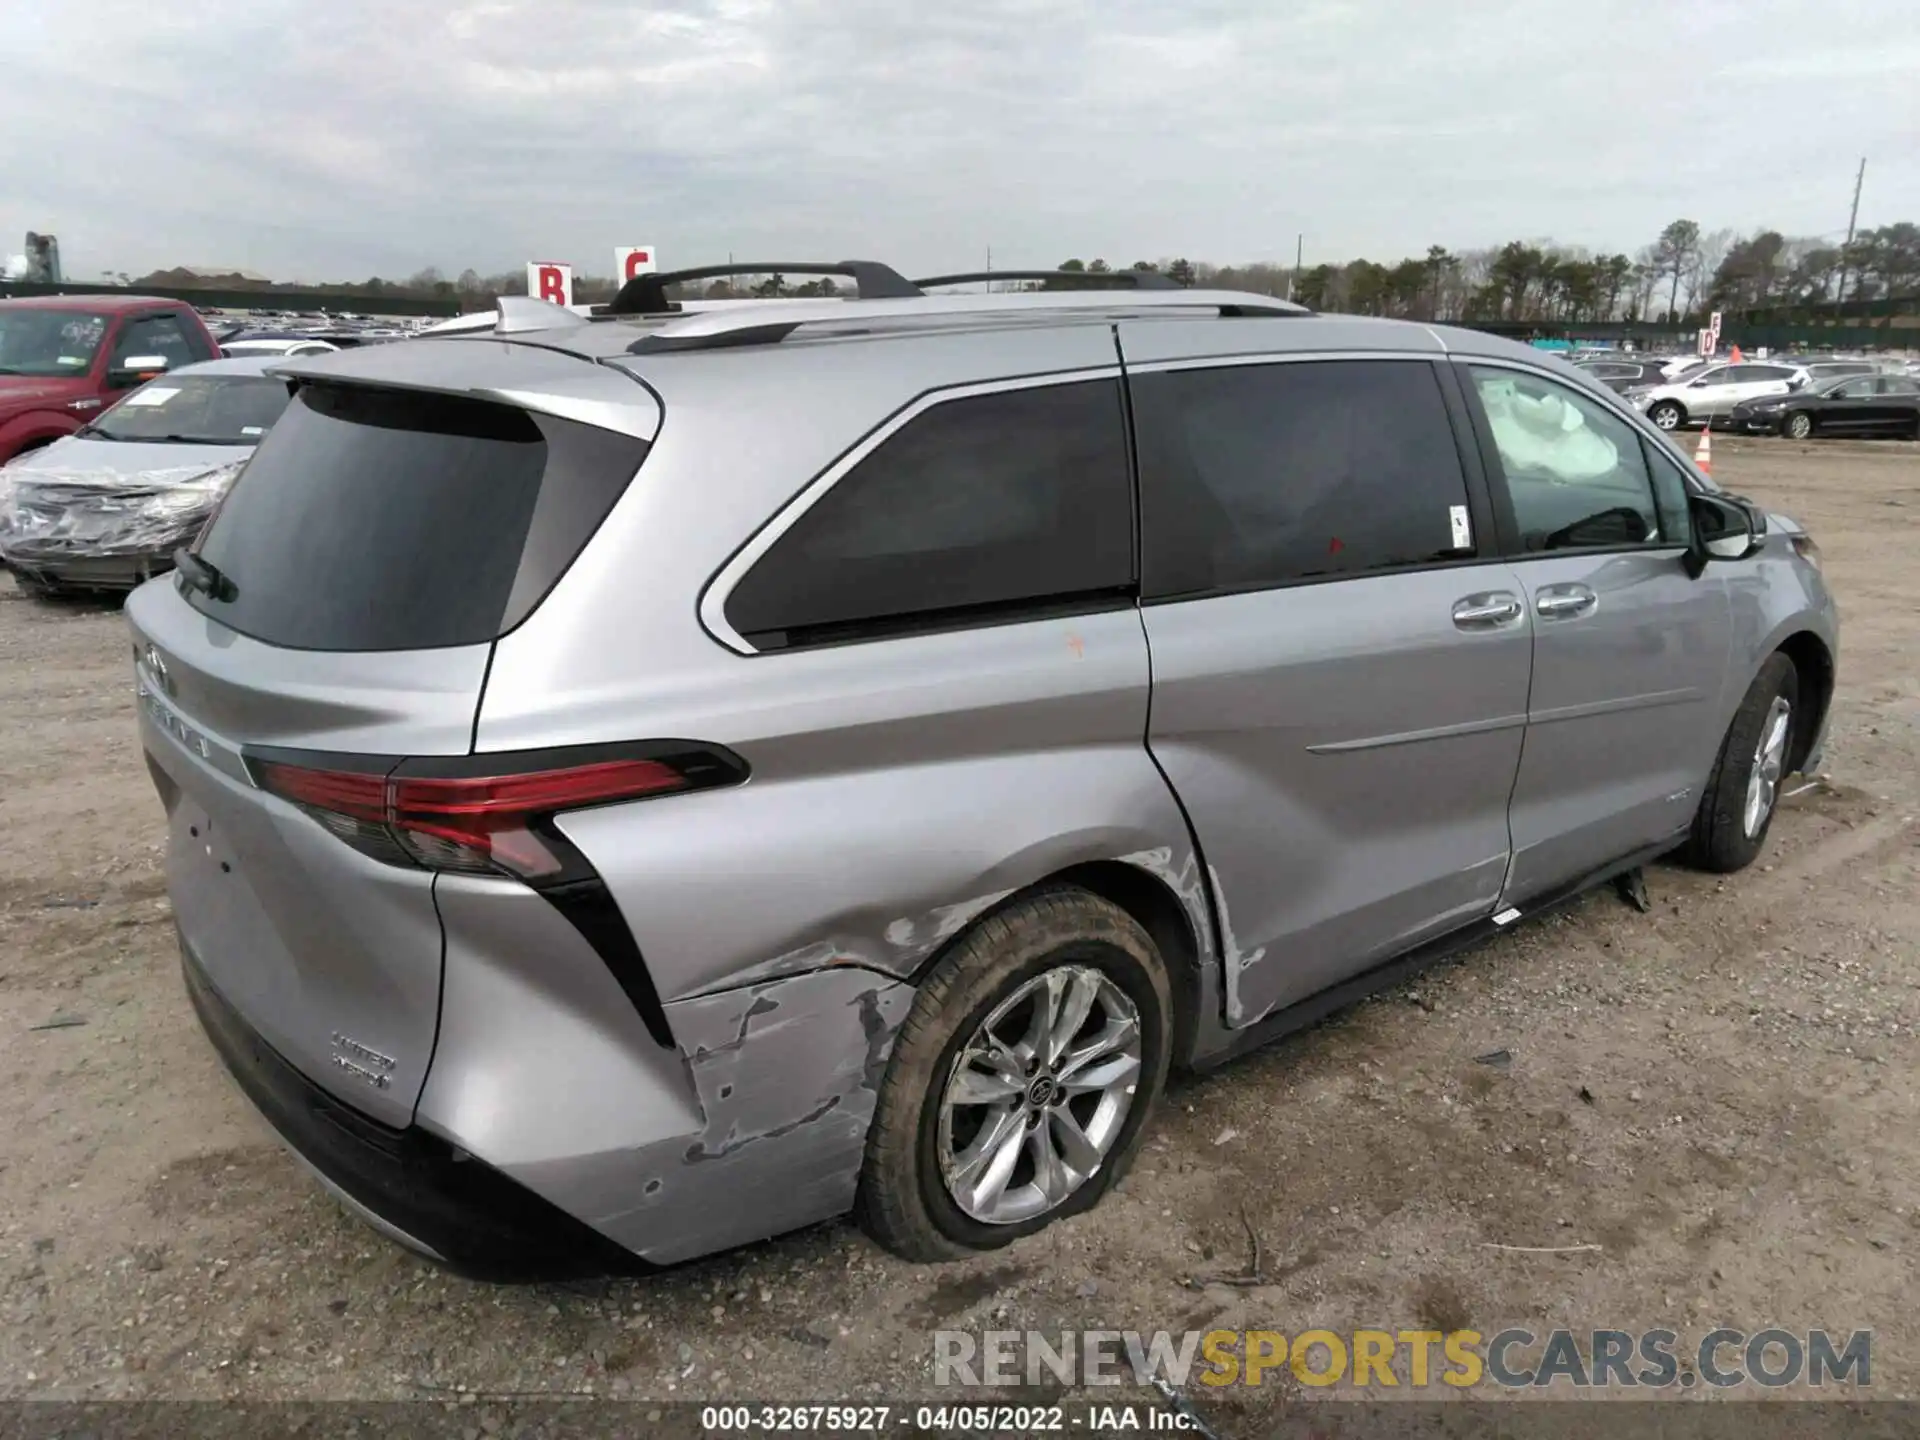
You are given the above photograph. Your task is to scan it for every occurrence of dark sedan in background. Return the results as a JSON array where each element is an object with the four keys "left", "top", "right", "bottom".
[{"left": 1727, "top": 372, "right": 1920, "bottom": 439}]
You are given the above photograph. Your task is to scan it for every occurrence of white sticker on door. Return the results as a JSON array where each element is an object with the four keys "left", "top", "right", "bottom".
[{"left": 1449, "top": 504, "right": 1472, "bottom": 551}]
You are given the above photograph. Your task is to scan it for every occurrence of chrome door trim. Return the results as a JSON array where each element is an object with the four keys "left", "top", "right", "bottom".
[
  {"left": 1120, "top": 349, "right": 1446, "bottom": 377},
  {"left": 1528, "top": 685, "right": 1709, "bottom": 726},
  {"left": 1305, "top": 710, "right": 1529, "bottom": 754}
]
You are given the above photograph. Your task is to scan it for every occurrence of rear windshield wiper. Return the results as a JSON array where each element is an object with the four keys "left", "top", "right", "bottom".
[{"left": 173, "top": 549, "right": 238, "bottom": 602}]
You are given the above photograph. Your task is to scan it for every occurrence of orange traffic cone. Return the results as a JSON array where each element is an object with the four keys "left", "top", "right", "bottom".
[
  {"left": 1729, "top": 344, "right": 1744, "bottom": 363},
  {"left": 1694, "top": 427, "right": 1712, "bottom": 475}
]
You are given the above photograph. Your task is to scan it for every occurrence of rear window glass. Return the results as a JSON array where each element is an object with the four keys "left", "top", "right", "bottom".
[
  {"left": 724, "top": 379, "right": 1134, "bottom": 649},
  {"left": 187, "top": 384, "right": 647, "bottom": 651}
]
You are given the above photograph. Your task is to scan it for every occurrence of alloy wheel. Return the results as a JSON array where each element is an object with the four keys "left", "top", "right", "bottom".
[
  {"left": 936, "top": 964, "right": 1142, "bottom": 1225},
  {"left": 1744, "top": 696, "right": 1793, "bottom": 838}
]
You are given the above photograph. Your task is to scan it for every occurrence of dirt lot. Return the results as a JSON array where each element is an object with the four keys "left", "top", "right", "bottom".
[{"left": 2, "top": 436, "right": 1917, "bottom": 1427}]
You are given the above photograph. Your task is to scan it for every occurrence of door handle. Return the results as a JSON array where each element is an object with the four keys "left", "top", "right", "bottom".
[
  {"left": 1452, "top": 592, "right": 1524, "bottom": 629},
  {"left": 1535, "top": 584, "right": 1598, "bottom": 620}
]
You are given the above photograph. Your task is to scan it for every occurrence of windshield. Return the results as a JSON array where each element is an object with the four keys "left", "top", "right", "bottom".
[
  {"left": 0, "top": 309, "right": 109, "bottom": 378},
  {"left": 87, "top": 375, "right": 291, "bottom": 444}
]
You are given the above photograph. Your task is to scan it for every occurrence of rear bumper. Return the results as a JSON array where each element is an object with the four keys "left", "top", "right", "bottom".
[{"left": 179, "top": 934, "right": 645, "bottom": 1281}]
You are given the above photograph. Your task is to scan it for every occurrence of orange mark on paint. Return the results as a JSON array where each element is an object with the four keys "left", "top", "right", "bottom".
[{"left": 1066, "top": 633, "right": 1086, "bottom": 658}]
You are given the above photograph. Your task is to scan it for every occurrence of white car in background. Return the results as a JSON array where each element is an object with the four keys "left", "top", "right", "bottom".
[
  {"left": 1625, "top": 361, "right": 1800, "bottom": 431},
  {"left": 220, "top": 336, "right": 340, "bottom": 358}
]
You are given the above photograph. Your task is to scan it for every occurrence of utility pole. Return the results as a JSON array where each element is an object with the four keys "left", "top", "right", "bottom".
[
  {"left": 1837, "top": 157, "right": 1865, "bottom": 303},
  {"left": 1287, "top": 233, "right": 1303, "bottom": 301}
]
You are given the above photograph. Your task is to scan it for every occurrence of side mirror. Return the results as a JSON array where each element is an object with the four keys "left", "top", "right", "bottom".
[
  {"left": 1684, "top": 493, "right": 1762, "bottom": 576},
  {"left": 108, "top": 355, "right": 169, "bottom": 387}
]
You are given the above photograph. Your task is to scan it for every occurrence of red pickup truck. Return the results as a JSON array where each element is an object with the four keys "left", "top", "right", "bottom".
[{"left": 0, "top": 295, "right": 223, "bottom": 463}]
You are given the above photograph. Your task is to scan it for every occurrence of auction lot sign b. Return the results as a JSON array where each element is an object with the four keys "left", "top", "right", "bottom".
[{"left": 526, "top": 261, "right": 574, "bottom": 307}]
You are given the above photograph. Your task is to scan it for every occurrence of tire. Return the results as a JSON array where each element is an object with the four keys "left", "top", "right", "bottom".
[
  {"left": 1784, "top": 411, "right": 1814, "bottom": 441},
  {"left": 8, "top": 570, "right": 71, "bottom": 602},
  {"left": 1683, "top": 652, "right": 1798, "bottom": 874},
  {"left": 856, "top": 887, "right": 1171, "bottom": 1262},
  {"left": 1648, "top": 400, "right": 1685, "bottom": 431}
]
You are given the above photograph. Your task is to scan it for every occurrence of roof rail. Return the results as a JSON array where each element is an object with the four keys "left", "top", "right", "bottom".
[
  {"left": 607, "top": 260, "right": 921, "bottom": 317},
  {"left": 623, "top": 288, "right": 1310, "bottom": 354},
  {"left": 914, "top": 269, "right": 1179, "bottom": 291}
]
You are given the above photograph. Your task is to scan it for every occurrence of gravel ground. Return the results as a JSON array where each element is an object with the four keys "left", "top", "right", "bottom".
[{"left": 1, "top": 436, "right": 1916, "bottom": 1430}]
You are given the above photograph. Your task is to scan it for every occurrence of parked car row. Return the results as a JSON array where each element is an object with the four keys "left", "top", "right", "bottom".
[
  {"left": 1616, "top": 357, "right": 1916, "bottom": 435},
  {"left": 1726, "top": 371, "right": 1920, "bottom": 439}
]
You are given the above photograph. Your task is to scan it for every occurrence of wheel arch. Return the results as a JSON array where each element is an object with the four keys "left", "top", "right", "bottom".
[
  {"left": 907, "top": 858, "right": 1214, "bottom": 1070},
  {"left": 1774, "top": 630, "right": 1835, "bottom": 775}
]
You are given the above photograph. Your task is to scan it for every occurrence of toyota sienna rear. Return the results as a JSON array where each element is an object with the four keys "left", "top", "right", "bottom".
[{"left": 131, "top": 266, "right": 1837, "bottom": 1275}]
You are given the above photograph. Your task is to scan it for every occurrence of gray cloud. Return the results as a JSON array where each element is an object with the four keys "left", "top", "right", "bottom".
[{"left": 5, "top": 0, "right": 1917, "bottom": 282}]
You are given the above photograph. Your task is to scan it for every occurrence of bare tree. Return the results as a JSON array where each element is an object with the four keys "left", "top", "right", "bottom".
[{"left": 1682, "top": 228, "right": 1735, "bottom": 317}]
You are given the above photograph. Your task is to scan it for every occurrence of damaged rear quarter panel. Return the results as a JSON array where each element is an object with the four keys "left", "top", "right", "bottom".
[
  {"left": 629, "top": 968, "right": 915, "bottom": 1263},
  {"left": 555, "top": 609, "right": 1210, "bottom": 1004},
  {"left": 422, "top": 872, "right": 917, "bottom": 1262}
]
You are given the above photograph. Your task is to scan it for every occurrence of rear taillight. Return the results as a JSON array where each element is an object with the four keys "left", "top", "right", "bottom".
[{"left": 248, "top": 743, "right": 745, "bottom": 883}]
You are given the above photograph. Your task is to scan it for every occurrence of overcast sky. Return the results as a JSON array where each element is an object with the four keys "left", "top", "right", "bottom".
[{"left": 5, "top": 0, "right": 1917, "bottom": 283}]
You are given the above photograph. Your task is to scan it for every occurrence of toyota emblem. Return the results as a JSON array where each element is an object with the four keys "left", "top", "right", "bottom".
[{"left": 144, "top": 643, "right": 173, "bottom": 697}]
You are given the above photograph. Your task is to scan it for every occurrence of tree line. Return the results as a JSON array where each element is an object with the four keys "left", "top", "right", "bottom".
[
  {"left": 1057, "top": 218, "right": 1918, "bottom": 324},
  {"left": 127, "top": 218, "right": 1919, "bottom": 322}
]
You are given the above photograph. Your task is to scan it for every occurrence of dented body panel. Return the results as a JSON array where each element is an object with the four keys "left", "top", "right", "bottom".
[
  {"left": 422, "top": 869, "right": 914, "bottom": 1262},
  {"left": 553, "top": 608, "right": 1190, "bottom": 1000}
]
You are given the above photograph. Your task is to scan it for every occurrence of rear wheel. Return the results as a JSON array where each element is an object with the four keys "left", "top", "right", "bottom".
[
  {"left": 857, "top": 888, "right": 1170, "bottom": 1261},
  {"left": 1683, "top": 652, "right": 1797, "bottom": 873},
  {"left": 1649, "top": 400, "right": 1685, "bottom": 431},
  {"left": 1784, "top": 410, "right": 1814, "bottom": 440}
]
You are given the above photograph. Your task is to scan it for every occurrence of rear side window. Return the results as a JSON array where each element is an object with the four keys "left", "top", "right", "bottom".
[
  {"left": 724, "top": 379, "right": 1133, "bottom": 649},
  {"left": 188, "top": 384, "right": 648, "bottom": 651},
  {"left": 1131, "top": 359, "right": 1476, "bottom": 599},
  {"left": 111, "top": 313, "right": 213, "bottom": 369}
]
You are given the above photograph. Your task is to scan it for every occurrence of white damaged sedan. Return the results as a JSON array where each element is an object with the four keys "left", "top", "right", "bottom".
[{"left": 0, "top": 356, "right": 289, "bottom": 597}]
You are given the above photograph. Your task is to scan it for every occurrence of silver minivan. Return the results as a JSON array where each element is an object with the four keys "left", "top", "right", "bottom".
[{"left": 127, "top": 265, "right": 1838, "bottom": 1276}]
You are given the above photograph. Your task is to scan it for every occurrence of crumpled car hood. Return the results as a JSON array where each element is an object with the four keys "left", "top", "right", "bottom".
[{"left": 0, "top": 442, "right": 245, "bottom": 562}]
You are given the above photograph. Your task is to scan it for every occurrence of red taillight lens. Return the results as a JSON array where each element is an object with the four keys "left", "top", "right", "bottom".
[
  {"left": 251, "top": 751, "right": 721, "bottom": 881},
  {"left": 254, "top": 763, "right": 388, "bottom": 823}
]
